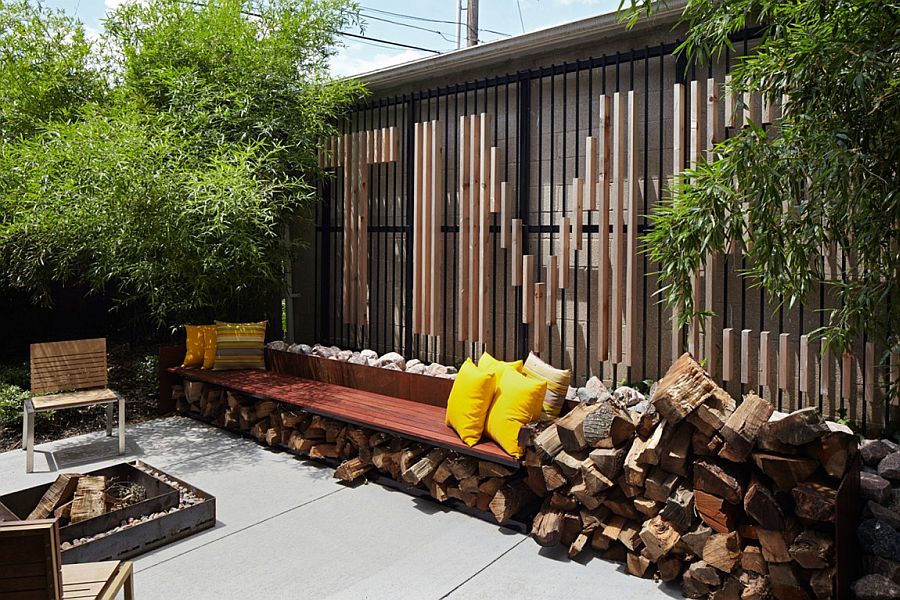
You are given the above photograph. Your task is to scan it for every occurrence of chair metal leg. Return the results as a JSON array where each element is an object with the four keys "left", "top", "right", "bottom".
[
  {"left": 21, "top": 403, "right": 27, "bottom": 451},
  {"left": 106, "top": 402, "right": 114, "bottom": 437},
  {"left": 25, "top": 401, "right": 35, "bottom": 473},
  {"left": 118, "top": 396, "right": 126, "bottom": 455}
]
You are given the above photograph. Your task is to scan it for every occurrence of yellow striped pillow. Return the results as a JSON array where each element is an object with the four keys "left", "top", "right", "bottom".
[
  {"left": 523, "top": 352, "right": 571, "bottom": 419},
  {"left": 212, "top": 321, "right": 267, "bottom": 370}
]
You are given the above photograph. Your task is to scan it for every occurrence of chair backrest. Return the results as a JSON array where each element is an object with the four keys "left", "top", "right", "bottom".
[
  {"left": 0, "top": 519, "right": 63, "bottom": 599},
  {"left": 30, "top": 338, "right": 108, "bottom": 395}
]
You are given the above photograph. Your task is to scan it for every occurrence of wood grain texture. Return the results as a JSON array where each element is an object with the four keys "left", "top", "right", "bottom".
[
  {"left": 478, "top": 114, "right": 493, "bottom": 345},
  {"left": 511, "top": 219, "right": 523, "bottom": 287},
  {"left": 624, "top": 90, "right": 641, "bottom": 372},
  {"left": 469, "top": 115, "right": 481, "bottom": 342},
  {"left": 490, "top": 146, "right": 501, "bottom": 213},
  {"left": 585, "top": 136, "right": 598, "bottom": 210},
  {"left": 741, "top": 329, "right": 758, "bottom": 390},
  {"left": 547, "top": 255, "right": 558, "bottom": 326},
  {"left": 523, "top": 255, "right": 534, "bottom": 324},
  {"left": 573, "top": 177, "right": 584, "bottom": 251},
  {"left": 500, "top": 182, "right": 512, "bottom": 249},
  {"left": 760, "top": 331, "right": 777, "bottom": 402},
  {"left": 428, "top": 120, "right": 444, "bottom": 336},
  {"left": 534, "top": 283, "right": 546, "bottom": 354},
  {"left": 612, "top": 91, "right": 627, "bottom": 363},
  {"left": 725, "top": 75, "right": 739, "bottom": 129},
  {"left": 671, "top": 83, "right": 686, "bottom": 360},
  {"left": 31, "top": 339, "right": 109, "bottom": 395},
  {"left": 779, "top": 333, "right": 794, "bottom": 410},
  {"left": 560, "top": 217, "right": 571, "bottom": 289},
  {"left": 598, "top": 97, "right": 612, "bottom": 362},
  {"left": 458, "top": 115, "right": 471, "bottom": 341}
]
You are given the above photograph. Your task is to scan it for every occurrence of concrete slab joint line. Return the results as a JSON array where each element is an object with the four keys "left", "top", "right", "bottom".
[{"left": 439, "top": 537, "right": 528, "bottom": 599}]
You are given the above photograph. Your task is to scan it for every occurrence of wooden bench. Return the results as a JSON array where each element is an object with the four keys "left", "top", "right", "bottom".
[
  {"left": 167, "top": 365, "right": 518, "bottom": 467},
  {"left": 0, "top": 519, "right": 135, "bottom": 599},
  {"left": 24, "top": 339, "right": 125, "bottom": 473}
]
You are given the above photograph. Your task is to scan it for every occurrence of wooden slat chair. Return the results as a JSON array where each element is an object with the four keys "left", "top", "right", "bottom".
[
  {"left": 0, "top": 519, "right": 134, "bottom": 599},
  {"left": 24, "top": 339, "right": 125, "bottom": 473}
]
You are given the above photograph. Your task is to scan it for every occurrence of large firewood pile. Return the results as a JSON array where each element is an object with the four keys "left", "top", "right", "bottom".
[{"left": 175, "top": 351, "right": 857, "bottom": 599}]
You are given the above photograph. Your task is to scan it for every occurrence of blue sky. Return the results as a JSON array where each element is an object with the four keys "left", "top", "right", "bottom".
[{"left": 44, "top": 0, "right": 620, "bottom": 76}]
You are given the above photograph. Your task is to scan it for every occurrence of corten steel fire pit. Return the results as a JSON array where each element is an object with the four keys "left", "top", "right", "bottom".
[{"left": 0, "top": 460, "right": 216, "bottom": 564}]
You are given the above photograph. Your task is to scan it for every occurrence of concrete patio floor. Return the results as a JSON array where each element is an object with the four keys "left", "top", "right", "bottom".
[{"left": 1, "top": 416, "right": 680, "bottom": 599}]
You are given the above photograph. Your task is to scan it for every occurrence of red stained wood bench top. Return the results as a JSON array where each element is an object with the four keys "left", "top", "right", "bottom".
[{"left": 169, "top": 367, "right": 519, "bottom": 467}]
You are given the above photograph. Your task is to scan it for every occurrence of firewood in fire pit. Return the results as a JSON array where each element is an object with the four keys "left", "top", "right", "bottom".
[
  {"left": 70, "top": 476, "right": 107, "bottom": 523},
  {"left": 27, "top": 473, "right": 80, "bottom": 520}
]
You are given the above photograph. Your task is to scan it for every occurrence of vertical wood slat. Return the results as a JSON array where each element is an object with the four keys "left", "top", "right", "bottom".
[
  {"left": 799, "top": 334, "right": 813, "bottom": 397},
  {"left": 511, "top": 219, "right": 523, "bottom": 286},
  {"left": 489, "top": 147, "right": 501, "bottom": 213},
  {"left": 821, "top": 341, "right": 832, "bottom": 407},
  {"left": 348, "top": 132, "right": 359, "bottom": 325},
  {"left": 762, "top": 95, "right": 776, "bottom": 125},
  {"left": 500, "top": 183, "right": 512, "bottom": 249},
  {"left": 611, "top": 91, "right": 626, "bottom": 363},
  {"left": 598, "top": 95, "right": 611, "bottom": 362},
  {"left": 841, "top": 353, "right": 853, "bottom": 408},
  {"left": 724, "top": 74, "right": 739, "bottom": 129},
  {"left": 671, "top": 83, "right": 685, "bottom": 359},
  {"left": 533, "top": 283, "right": 546, "bottom": 354},
  {"left": 546, "top": 255, "right": 558, "bottom": 326},
  {"left": 559, "top": 217, "right": 571, "bottom": 289},
  {"left": 478, "top": 113, "right": 493, "bottom": 345},
  {"left": 722, "top": 327, "right": 735, "bottom": 382},
  {"left": 624, "top": 90, "right": 641, "bottom": 373},
  {"left": 779, "top": 333, "right": 794, "bottom": 411},
  {"left": 865, "top": 341, "right": 876, "bottom": 420},
  {"left": 429, "top": 120, "right": 444, "bottom": 336},
  {"left": 706, "top": 77, "right": 721, "bottom": 159},
  {"left": 388, "top": 126, "right": 399, "bottom": 163},
  {"left": 572, "top": 177, "right": 584, "bottom": 251},
  {"left": 741, "top": 329, "right": 758, "bottom": 391},
  {"left": 468, "top": 114, "right": 480, "bottom": 342},
  {"left": 743, "top": 91, "right": 758, "bottom": 127},
  {"left": 358, "top": 129, "right": 369, "bottom": 325},
  {"left": 522, "top": 255, "right": 534, "bottom": 324},
  {"left": 585, "top": 136, "right": 598, "bottom": 210},
  {"left": 760, "top": 331, "right": 776, "bottom": 401},
  {"left": 342, "top": 133, "right": 352, "bottom": 322},
  {"left": 457, "top": 116, "right": 470, "bottom": 341},
  {"left": 413, "top": 122, "right": 424, "bottom": 334},
  {"left": 688, "top": 81, "right": 703, "bottom": 358},
  {"left": 421, "top": 121, "right": 433, "bottom": 335}
]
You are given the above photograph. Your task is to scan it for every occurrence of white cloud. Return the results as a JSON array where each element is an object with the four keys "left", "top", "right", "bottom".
[{"left": 329, "top": 47, "right": 429, "bottom": 78}]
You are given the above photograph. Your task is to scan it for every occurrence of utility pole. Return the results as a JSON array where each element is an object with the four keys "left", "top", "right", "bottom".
[
  {"left": 466, "top": 0, "right": 478, "bottom": 47},
  {"left": 456, "top": 0, "right": 462, "bottom": 49}
]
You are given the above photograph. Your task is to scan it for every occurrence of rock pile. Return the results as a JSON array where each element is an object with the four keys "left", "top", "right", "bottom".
[
  {"left": 855, "top": 438, "right": 900, "bottom": 598},
  {"left": 266, "top": 341, "right": 458, "bottom": 379}
]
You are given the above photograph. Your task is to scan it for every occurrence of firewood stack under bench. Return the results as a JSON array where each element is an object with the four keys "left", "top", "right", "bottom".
[{"left": 168, "top": 351, "right": 859, "bottom": 600}]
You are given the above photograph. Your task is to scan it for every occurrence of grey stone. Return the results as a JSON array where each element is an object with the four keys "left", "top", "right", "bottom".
[
  {"left": 407, "top": 363, "right": 426, "bottom": 375},
  {"left": 769, "top": 407, "right": 828, "bottom": 446},
  {"left": 852, "top": 574, "right": 900, "bottom": 600},
  {"left": 360, "top": 349, "right": 378, "bottom": 360},
  {"left": 406, "top": 359, "right": 422, "bottom": 370},
  {"left": 585, "top": 376, "right": 611, "bottom": 401},
  {"left": 878, "top": 452, "right": 900, "bottom": 482},
  {"left": 631, "top": 399, "right": 651, "bottom": 415},
  {"left": 298, "top": 344, "right": 312, "bottom": 354},
  {"left": 861, "top": 472, "right": 892, "bottom": 505},
  {"left": 869, "top": 502, "right": 900, "bottom": 531},
  {"left": 267, "top": 340, "right": 288, "bottom": 351},
  {"left": 862, "top": 440, "right": 899, "bottom": 467},
  {"left": 374, "top": 352, "right": 406, "bottom": 371},
  {"left": 613, "top": 386, "right": 644, "bottom": 407},
  {"left": 886, "top": 489, "right": 900, "bottom": 514},
  {"left": 438, "top": 373, "right": 456, "bottom": 380},
  {"left": 424, "top": 363, "right": 448, "bottom": 377},
  {"left": 348, "top": 354, "right": 369, "bottom": 366},
  {"left": 336, "top": 350, "right": 353, "bottom": 361},
  {"left": 858, "top": 519, "right": 900, "bottom": 562},
  {"left": 566, "top": 386, "right": 578, "bottom": 401},
  {"left": 312, "top": 344, "right": 336, "bottom": 359},
  {"left": 445, "top": 366, "right": 457, "bottom": 374},
  {"left": 381, "top": 362, "right": 402, "bottom": 371},
  {"left": 575, "top": 387, "right": 599, "bottom": 404},
  {"left": 863, "top": 555, "right": 900, "bottom": 585}
]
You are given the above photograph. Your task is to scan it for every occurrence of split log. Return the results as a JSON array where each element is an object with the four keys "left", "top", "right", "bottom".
[
  {"left": 636, "top": 403, "right": 660, "bottom": 441},
  {"left": 532, "top": 509, "right": 564, "bottom": 546},
  {"left": 430, "top": 479, "right": 450, "bottom": 502},
  {"left": 70, "top": 476, "right": 106, "bottom": 524},
  {"left": 627, "top": 552, "right": 652, "bottom": 577},
  {"left": 458, "top": 476, "right": 481, "bottom": 495},
  {"left": 549, "top": 492, "right": 579, "bottom": 511},
  {"left": 789, "top": 530, "right": 834, "bottom": 569},
  {"left": 744, "top": 480, "right": 785, "bottom": 529},
  {"left": 561, "top": 511, "right": 583, "bottom": 546},
  {"left": 719, "top": 393, "right": 774, "bottom": 462},
  {"left": 660, "top": 486, "right": 696, "bottom": 534},
  {"left": 556, "top": 403, "right": 595, "bottom": 452},
  {"left": 791, "top": 481, "right": 837, "bottom": 523},
  {"left": 255, "top": 400, "right": 276, "bottom": 419},
  {"left": 569, "top": 481, "right": 603, "bottom": 511},
  {"left": 569, "top": 532, "right": 591, "bottom": 559},
  {"left": 623, "top": 435, "right": 649, "bottom": 486},
  {"left": 740, "top": 570, "right": 772, "bottom": 600},
  {"left": 309, "top": 443, "right": 340, "bottom": 460},
  {"left": 809, "top": 567, "right": 835, "bottom": 600},
  {"left": 489, "top": 484, "right": 532, "bottom": 524},
  {"left": 681, "top": 524, "right": 713, "bottom": 557},
  {"left": 633, "top": 496, "right": 662, "bottom": 518},
  {"left": 27, "top": 473, "right": 80, "bottom": 520},
  {"left": 651, "top": 353, "right": 731, "bottom": 425},
  {"left": 335, "top": 457, "right": 372, "bottom": 482},
  {"left": 640, "top": 514, "right": 682, "bottom": 560},
  {"left": 757, "top": 527, "right": 794, "bottom": 563},
  {"left": 694, "top": 459, "right": 746, "bottom": 505},
  {"left": 637, "top": 421, "right": 667, "bottom": 465},
  {"left": 446, "top": 455, "right": 478, "bottom": 480},
  {"left": 803, "top": 429, "right": 856, "bottom": 479},
  {"left": 478, "top": 461, "right": 516, "bottom": 478},
  {"left": 399, "top": 446, "right": 426, "bottom": 474},
  {"left": 767, "top": 407, "right": 828, "bottom": 446},
  {"left": 402, "top": 448, "right": 448, "bottom": 486},
  {"left": 645, "top": 468, "right": 680, "bottom": 503},
  {"left": 702, "top": 531, "right": 742, "bottom": 573},
  {"left": 683, "top": 561, "right": 719, "bottom": 597},
  {"left": 741, "top": 546, "right": 768, "bottom": 575},
  {"left": 695, "top": 490, "right": 739, "bottom": 533},
  {"left": 541, "top": 464, "right": 567, "bottom": 491},
  {"left": 589, "top": 447, "right": 625, "bottom": 478},
  {"left": 658, "top": 556, "right": 684, "bottom": 582},
  {"left": 603, "top": 489, "right": 643, "bottom": 520},
  {"left": 581, "top": 460, "right": 615, "bottom": 495},
  {"left": 281, "top": 410, "right": 306, "bottom": 429},
  {"left": 534, "top": 424, "right": 563, "bottom": 459},
  {"left": 661, "top": 423, "right": 692, "bottom": 476},
  {"left": 53, "top": 501, "right": 72, "bottom": 521},
  {"left": 250, "top": 417, "right": 270, "bottom": 441},
  {"left": 751, "top": 452, "right": 817, "bottom": 491},
  {"left": 768, "top": 563, "right": 812, "bottom": 600},
  {"left": 688, "top": 403, "right": 732, "bottom": 437},
  {"left": 618, "top": 520, "right": 644, "bottom": 551},
  {"left": 553, "top": 450, "right": 587, "bottom": 478}
]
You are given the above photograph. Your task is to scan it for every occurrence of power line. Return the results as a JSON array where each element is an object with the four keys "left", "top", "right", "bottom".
[
  {"left": 515, "top": 0, "right": 526, "bottom": 33},
  {"left": 338, "top": 31, "right": 441, "bottom": 54},
  {"left": 360, "top": 12, "right": 458, "bottom": 45},
  {"left": 360, "top": 5, "right": 511, "bottom": 37}
]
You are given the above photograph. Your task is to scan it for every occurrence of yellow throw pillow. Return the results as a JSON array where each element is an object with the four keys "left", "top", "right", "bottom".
[
  {"left": 445, "top": 358, "right": 497, "bottom": 446},
  {"left": 213, "top": 321, "right": 267, "bottom": 370},
  {"left": 478, "top": 351, "right": 523, "bottom": 375},
  {"left": 484, "top": 368, "right": 546, "bottom": 458},
  {"left": 201, "top": 325, "right": 218, "bottom": 370},
  {"left": 182, "top": 324, "right": 207, "bottom": 368},
  {"left": 523, "top": 352, "right": 571, "bottom": 419}
]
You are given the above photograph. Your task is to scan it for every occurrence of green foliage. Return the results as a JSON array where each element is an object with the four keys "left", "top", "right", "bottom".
[
  {"left": 627, "top": 0, "right": 900, "bottom": 357},
  {"left": 0, "top": 0, "right": 364, "bottom": 325}
]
